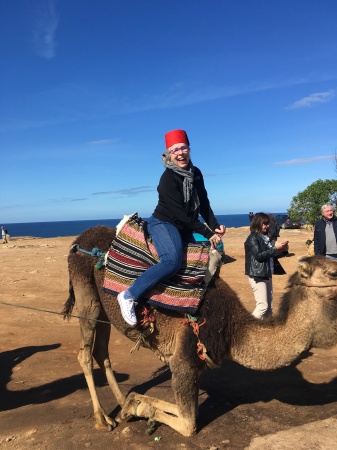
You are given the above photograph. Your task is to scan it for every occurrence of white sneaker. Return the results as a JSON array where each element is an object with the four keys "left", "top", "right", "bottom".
[{"left": 117, "top": 291, "right": 137, "bottom": 326}]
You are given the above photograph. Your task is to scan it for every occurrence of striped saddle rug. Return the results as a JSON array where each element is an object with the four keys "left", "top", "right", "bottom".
[{"left": 103, "top": 213, "right": 210, "bottom": 314}]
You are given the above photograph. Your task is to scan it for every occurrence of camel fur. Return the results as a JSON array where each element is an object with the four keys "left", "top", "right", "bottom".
[{"left": 64, "top": 225, "right": 337, "bottom": 436}]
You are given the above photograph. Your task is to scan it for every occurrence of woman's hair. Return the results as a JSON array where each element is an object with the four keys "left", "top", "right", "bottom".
[
  {"left": 250, "top": 212, "right": 269, "bottom": 234},
  {"left": 162, "top": 150, "right": 171, "bottom": 165}
]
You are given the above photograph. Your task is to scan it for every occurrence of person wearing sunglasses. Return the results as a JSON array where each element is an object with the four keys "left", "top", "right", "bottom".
[
  {"left": 244, "top": 212, "right": 288, "bottom": 320},
  {"left": 117, "top": 129, "right": 226, "bottom": 326}
]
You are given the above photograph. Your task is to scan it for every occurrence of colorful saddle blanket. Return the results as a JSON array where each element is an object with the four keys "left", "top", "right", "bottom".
[{"left": 103, "top": 214, "right": 210, "bottom": 314}]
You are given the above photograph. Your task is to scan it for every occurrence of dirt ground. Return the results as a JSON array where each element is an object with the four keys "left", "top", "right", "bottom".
[{"left": 1, "top": 226, "right": 337, "bottom": 450}]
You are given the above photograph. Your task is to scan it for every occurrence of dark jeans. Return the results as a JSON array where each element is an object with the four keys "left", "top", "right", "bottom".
[{"left": 128, "top": 216, "right": 183, "bottom": 300}]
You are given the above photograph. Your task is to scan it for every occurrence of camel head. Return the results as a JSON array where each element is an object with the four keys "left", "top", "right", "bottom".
[
  {"left": 284, "top": 255, "right": 337, "bottom": 349},
  {"left": 296, "top": 255, "right": 337, "bottom": 290}
]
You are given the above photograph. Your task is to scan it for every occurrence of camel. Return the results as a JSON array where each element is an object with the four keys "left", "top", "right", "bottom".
[
  {"left": 306, "top": 238, "right": 315, "bottom": 256},
  {"left": 64, "top": 225, "right": 337, "bottom": 437}
]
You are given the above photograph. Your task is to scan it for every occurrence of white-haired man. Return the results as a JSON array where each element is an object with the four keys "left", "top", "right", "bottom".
[{"left": 314, "top": 204, "right": 337, "bottom": 259}]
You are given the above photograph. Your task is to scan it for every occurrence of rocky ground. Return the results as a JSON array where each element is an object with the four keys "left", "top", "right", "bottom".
[{"left": 0, "top": 226, "right": 336, "bottom": 449}]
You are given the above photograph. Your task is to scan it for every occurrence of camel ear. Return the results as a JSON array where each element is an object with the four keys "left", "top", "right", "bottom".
[{"left": 297, "top": 260, "right": 311, "bottom": 278}]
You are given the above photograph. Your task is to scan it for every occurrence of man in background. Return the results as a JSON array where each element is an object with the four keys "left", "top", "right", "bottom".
[{"left": 314, "top": 204, "right": 337, "bottom": 259}]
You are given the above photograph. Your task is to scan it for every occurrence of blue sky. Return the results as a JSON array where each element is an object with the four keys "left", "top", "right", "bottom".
[{"left": 1, "top": 0, "right": 336, "bottom": 224}]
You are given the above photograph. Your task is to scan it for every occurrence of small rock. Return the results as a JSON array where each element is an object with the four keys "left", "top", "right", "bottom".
[{"left": 121, "top": 426, "right": 132, "bottom": 436}]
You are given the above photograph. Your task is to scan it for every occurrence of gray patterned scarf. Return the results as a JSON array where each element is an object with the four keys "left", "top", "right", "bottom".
[{"left": 164, "top": 161, "right": 200, "bottom": 212}]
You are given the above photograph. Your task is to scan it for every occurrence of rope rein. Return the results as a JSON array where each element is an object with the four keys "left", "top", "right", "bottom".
[
  {"left": 182, "top": 315, "right": 219, "bottom": 369},
  {"left": 0, "top": 301, "right": 112, "bottom": 325},
  {"left": 293, "top": 283, "right": 337, "bottom": 288},
  {"left": 71, "top": 244, "right": 106, "bottom": 269},
  {"left": 130, "top": 307, "right": 156, "bottom": 353}
]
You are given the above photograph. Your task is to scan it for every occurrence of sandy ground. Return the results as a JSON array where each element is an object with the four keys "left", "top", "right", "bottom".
[{"left": 1, "top": 226, "right": 337, "bottom": 450}]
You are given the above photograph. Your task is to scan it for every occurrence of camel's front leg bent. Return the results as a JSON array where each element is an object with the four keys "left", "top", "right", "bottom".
[{"left": 118, "top": 358, "right": 201, "bottom": 437}]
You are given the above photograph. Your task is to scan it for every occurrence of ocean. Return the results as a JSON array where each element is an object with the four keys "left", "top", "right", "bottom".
[{"left": 3, "top": 214, "right": 255, "bottom": 239}]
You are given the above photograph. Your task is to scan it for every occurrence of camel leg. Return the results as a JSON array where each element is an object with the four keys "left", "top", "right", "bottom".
[
  {"left": 117, "top": 357, "right": 200, "bottom": 437},
  {"left": 92, "top": 320, "right": 126, "bottom": 406},
  {"left": 75, "top": 283, "right": 117, "bottom": 431}
]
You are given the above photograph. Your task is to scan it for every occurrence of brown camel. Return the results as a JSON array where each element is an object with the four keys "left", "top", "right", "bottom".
[{"left": 64, "top": 225, "right": 337, "bottom": 437}]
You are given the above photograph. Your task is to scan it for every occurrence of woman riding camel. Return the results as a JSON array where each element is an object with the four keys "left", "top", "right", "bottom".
[{"left": 117, "top": 129, "right": 226, "bottom": 326}]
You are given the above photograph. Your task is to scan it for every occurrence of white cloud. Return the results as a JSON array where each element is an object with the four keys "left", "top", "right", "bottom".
[
  {"left": 88, "top": 139, "right": 117, "bottom": 146},
  {"left": 122, "top": 77, "right": 337, "bottom": 113},
  {"left": 273, "top": 156, "right": 333, "bottom": 166},
  {"left": 33, "top": 0, "right": 59, "bottom": 59},
  {"left": 92, "top": 187, "right": 154, "bottom": 197},
  {"left": 286, "top": 90, "right": 335, "bottom": 110}
]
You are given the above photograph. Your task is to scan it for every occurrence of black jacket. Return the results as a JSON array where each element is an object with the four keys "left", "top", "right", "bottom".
[
  {"left": 268, "top": 219, "right": 280, "bottom": 242},
  {"left": 244, "top": 233, "right": 278, "bottom": 278},
  {"left": 314, "top": 217, "right": 337, "bottom": 255},
  {"left": 152, "top": 166, "right": 219, "bottom": 240}
]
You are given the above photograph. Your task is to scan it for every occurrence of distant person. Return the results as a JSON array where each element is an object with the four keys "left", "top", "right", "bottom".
[
  {"left": 249, "top": 212, "right": 254, "bottom": 222},
  {"left": 268, "top": 213, "right": 280, "bottom": 246},
  {"left": 314, "top": 204, "right": 337, "bottom": 259},
  {"left": 116, "top": 129, "right": 226, "bottom": 326},
  {"left": 1, "top": 226, "right": 8, "bottom": 243},
  {"left": 244, "top": 212, "right": 289, "bottom": 319}
]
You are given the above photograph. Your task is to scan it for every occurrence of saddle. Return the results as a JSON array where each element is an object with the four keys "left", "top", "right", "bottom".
[{"left": 103, "top": 213, "right": 221, "bottom": 314}]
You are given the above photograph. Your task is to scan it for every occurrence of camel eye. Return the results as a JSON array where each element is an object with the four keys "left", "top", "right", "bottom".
[{"left": 328, "top": 271, "right": 337, "bottom": 278}]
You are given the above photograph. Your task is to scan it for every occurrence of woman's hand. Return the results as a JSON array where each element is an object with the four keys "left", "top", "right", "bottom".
[
  {"left": 210, "top": 233, "right": 222, "bottom": 249},
  {"left": 275, "top": 241, "right": 289, "bottom": 252},
  {"left": 215, "top": 225, "right": 226, "bottom": 236}
]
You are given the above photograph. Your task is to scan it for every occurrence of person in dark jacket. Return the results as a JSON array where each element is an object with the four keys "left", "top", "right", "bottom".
[
  {"left": 314, "top": 204, "right": 337, "bottom": 259},
  {"left": 117, "top": 129, "right": 226, "bottom": 326},
  {"left": 244, "top": 212, "right": 288, "bottom": 319},
  {"left": 267, "top": 213, "right": 280, "bottom": 246}
]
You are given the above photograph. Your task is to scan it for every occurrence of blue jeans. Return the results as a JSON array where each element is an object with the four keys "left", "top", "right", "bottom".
[{"left": 128, "top": 216, "right": 183, "bottom": 300}]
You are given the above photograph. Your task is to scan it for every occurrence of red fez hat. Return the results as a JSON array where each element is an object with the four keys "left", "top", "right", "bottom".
[{"left": 165, "top": 129, "right": 190, "bottom": 149}]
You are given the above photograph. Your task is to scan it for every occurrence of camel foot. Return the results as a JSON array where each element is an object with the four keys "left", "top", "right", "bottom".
[
  {"left": 117, "top": 393, "right": 160, "bottom": 435},
  {"left": 94, "top": 421, "right": 117, "bottom": 432},
  {"left": 117, "top": 392, "right": 160, "bottom": 424},
  {"left": 94, "top": 413, "right": 118, "bottom": 431},
  {"left": 117, "top": 392, "right": 138, "bottom": 421}
]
